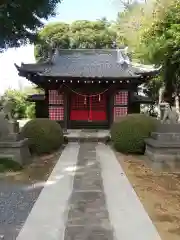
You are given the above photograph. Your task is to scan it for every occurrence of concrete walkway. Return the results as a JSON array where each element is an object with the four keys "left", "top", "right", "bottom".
[{"left": 16, "top": 142, "right": 161, "bottom": 240}]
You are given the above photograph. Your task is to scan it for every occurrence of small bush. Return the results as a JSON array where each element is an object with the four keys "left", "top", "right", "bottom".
[
  {"left": 20, "top": 119, "right": 64, "bottom": 155},
  {"left": 111, "top": 114, "right": 157, "bottom": 154}
]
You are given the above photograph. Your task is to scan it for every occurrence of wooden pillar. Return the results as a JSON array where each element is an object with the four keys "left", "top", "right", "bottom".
[
  {"left": 109, "top": 88, "right": 114, "bottom": 127},
  {"left": 128, "top": 90, "right": 131, "bottom": 114},
  {"left": 44, "top": 88, "right": 49, "bottom": 118},
  {"left": 63, "top": 91, "right": 68, "bottom": 132}
]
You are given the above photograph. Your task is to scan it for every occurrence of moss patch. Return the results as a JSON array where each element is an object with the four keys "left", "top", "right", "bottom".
[{"left": 0, "top": 157, "right": 22, "bottom": 172}]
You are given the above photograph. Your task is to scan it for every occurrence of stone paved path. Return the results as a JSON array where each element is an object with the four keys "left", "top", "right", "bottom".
[
  {"left": 16, "top": 142, "right": 161, "bottom": 240},
  {"left": 64, "top": 143, "right": 114, "bottom": 240}
]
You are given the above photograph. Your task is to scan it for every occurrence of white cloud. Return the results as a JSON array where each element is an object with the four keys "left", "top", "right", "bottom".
[{"left": 0, "top": 45, "right": 35, "bottom": 95}]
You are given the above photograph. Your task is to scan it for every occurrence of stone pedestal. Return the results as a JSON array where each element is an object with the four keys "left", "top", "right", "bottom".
[
  {"left": 0, "top": 115, "right": 31, "bottom": 166},
  {"left": 8, "top": 120, "right": 19, "bottom": 133},
  {"left": 0, "top": 138, "right": 31, "bottom": 166},
  {"left": 145, "top": 123, "right": 180, "bottom": 162}
]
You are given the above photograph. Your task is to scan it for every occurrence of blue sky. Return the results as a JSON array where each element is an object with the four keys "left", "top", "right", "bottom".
[{"left": 0, "top": 0, "right": 123, "bottom": 94}]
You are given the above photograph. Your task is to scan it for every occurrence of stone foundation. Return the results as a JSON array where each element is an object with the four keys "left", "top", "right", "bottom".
[
  {"left": 145, "top": 124, "right": 180, "bottom": 163},
  {"left": 0, "top": 138, "right": 31, "bottom": 166},
  {"left": 145, "top": 141, "right": 180, "bottom": 162}
]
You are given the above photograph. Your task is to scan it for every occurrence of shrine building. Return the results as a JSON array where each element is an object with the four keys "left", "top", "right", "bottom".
[{"left": 15, "top": 48, "right": 160, "bottom": 129}]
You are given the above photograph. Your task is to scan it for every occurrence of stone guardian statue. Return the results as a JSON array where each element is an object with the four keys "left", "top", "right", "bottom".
[
  {"left": 0, "top": 96, "right": 14, "bottom": 121},
  {"left": 159, "top": 101, "right": 178, "bottom": 124}
]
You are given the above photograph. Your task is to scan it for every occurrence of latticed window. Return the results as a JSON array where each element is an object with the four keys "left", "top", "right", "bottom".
[
  {"left": 114, "top": 91, "right": 128, "bottom": 105},
  {"left": 114, "top": 107, "right": 127, "bottom": 118},
  {"left": 48, "top": 90, "right": 64, "bottom": 120},
  {"left": 49, "top": 106, "right": 64, "bottom": 120},
  {"left": 48, "top": 90, "right": 64, "bottom": 105},
  {"left": 114, "top": 91, "right": 128, "bottom": 121},
  {"left": 71, "top": 94, "right": 88, "bottom": 110}
]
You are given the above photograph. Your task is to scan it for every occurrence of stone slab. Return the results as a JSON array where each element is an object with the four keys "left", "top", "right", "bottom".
[
  {"left": 73, "top": 171, "right": 102, "bottom": 191},
  {"left": 145, "top": 138, "right": 180, "bottom": 148},
  {"left": 156, "top": 123, "right": 180, "bottom": 133},
  {"left": 96, "top": 143, "right": 161, "bottom": 240},
  {"left": 0, "top": 138, "right": 28, "bottom": 148},
  {"left": 67, "top": 191, "right": 107, "bottom": 226},
  {"left": 151, "top": 132, "right": 180, "bottom": 142},
  {"left": 16, "top": 143, "right": 80, "bottom": 240},
  {"left": 0, "top": 138, "right": 31, "bottom": 165},
  {"left": 64, "top": 130, "right": 110, "bottom": 143},
  {"left": 64, "top": 143, "right": 114, "bottom": 240},
  {"left": 145, "top": 145, "right": 180, "bottom": 162},
  {"left": 64, "top": 225, "right": 113, "bottom": 240}
]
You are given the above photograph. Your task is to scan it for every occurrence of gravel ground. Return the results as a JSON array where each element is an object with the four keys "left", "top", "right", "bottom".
[
  {"left": 0, "top": 148, "right": 62, "bottom": 240},
  {"left": 0, "top": 181, "right": 43, "bottom": 240},
  {"left": 117, "top": 153, "right": 180, "bottom": 240}
]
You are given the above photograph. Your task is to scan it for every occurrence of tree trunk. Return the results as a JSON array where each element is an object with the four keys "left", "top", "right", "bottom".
[
  {"left": 164, "top": 59, "right": 174, "bottom": 106},
  {"left": 175, "top": 93, "right": 180, "bottom": 122},
  {"left": 157, "top": 85, "right": 165, "bottom": 120}
]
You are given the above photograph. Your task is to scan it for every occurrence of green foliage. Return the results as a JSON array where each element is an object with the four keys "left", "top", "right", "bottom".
[
  {"left": 0, "top": 0, "right": 61, "bottom": 50},
  {"left": 114, "top": 0, "right": 180, "bottom": 100},
  {"left": 114, "top": 1, "right": 154, "bottom": 56},
  {"left": 1, "top": 87, "right": 43, "bottom": 119},
  {"left": 111, "top": 114, "right": 156, "bottom": 154},
  {"left": 2, "top": 89, "right": 28, "bottom": 119},
  {"left": 139, "top": 0, "right": 180, "bottom": 94},
  {"left": 0, "top": 157, "right": 22, "bottom": 172},
  {"left": 35, "top": 19, "right": 117, "bottom": 61},
  {"left": 140, "top": 1, "right": 180, "bottom": 63},
  {"left": 25, "top": 104, "right": 35, "bottom": 119},
  {"left": 35, "top": 22, "right": 70, "bottom": 61},
  {"left": 143, "top": 76, "right": 163, "bottom": 102},
  {"left": 20, "top": 119, "right": 64, "bottom": 155}
]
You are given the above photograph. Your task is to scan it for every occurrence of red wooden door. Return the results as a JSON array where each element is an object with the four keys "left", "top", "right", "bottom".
[
  {"left": 70, "top": 94, "right": 88, "bottom": 120},
  {"left": 90, "top": 95, "right": 107, "bottom": 121},
  {"left": 70, "top": 93, "right": 107, "bottom": 121}
]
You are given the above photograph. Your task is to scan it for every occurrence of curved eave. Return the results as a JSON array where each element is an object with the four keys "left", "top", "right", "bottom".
[
  {"left": 133, "top": 64, "right": 162, "bottom": 77},
  {"left": 132, "top": 94, "right": 154, "bottom": 104},
  {"left": 136, "top": 70, "right": 160, "bottom": 77},
  {"left": 26, "top": 94, "right": 45, "bottom": 102},
  {"left": 37, "top": 72, "right": 141, "bottom": 79},
  {"left": 15, "top": 67, "right": 142, "bottom": 80},
  {"left": 14, "top": 62, "right": 48, "bottom": 77},
  {"left": 15, "top": 63, "right": 156, "bottom": 83}
]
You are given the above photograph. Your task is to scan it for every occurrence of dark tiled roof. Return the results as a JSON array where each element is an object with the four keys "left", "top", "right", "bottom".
[{"left": 16, "top": 49, "right": 159, "bottom": 79}]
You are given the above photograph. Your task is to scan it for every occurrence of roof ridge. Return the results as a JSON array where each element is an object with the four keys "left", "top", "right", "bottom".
[{"left": 56, "top": 49, "right": 121, "bottom": 54}]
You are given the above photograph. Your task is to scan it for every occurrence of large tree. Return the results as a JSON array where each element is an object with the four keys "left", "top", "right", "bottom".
[
  {"left": 114, "top": 0, "right": 155, "bottom": 59},
  {"left": 0, "top": 0, "right": 61, "bottom": 50},
  {"left": 114, "top": 0, "right": 179, "bottom": 105},
  {"left": 140, "top": 0, "right": 180, "bottom": 101},
  {"left": 35, "top": 19, "right": 117, "bottom": 61}
]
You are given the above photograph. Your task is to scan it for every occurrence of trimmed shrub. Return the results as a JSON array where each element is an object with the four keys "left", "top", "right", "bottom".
[
  {"left": 111, "top": 114, "right": 157, "bottom": 154},
  {"left": 20, "top": 119, "right": 64, "bottom": 155}
]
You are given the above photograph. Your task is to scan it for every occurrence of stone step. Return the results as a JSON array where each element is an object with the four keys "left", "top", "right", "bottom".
[
  {"left": 64, "top": 130, "right": 111, "bottom": 143},
  {"left": 151, "top": 132, "right": 180, "bottom": 141},
  {"left": 64, "top": 136, "right": 110, "bottom": 143}
]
